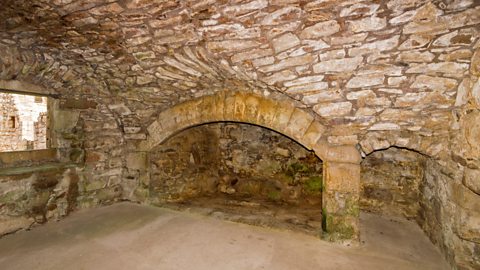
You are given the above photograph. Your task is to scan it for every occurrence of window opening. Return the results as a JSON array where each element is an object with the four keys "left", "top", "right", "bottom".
[{"left": 0, "top": 92, "right": 49, "bottom": 152}]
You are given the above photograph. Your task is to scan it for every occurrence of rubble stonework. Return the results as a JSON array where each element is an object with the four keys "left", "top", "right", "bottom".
[{"left": 0, "top": 0, "right": 478, "bottom": 268}]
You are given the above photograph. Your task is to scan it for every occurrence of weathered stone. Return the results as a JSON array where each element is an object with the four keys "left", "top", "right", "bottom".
[
  {"left": 302, "top": 91, "right": 343, "bottom": 105},
  {"left": 223, "top": 0, "right": 268, "bottom": 16},
  {"left": 231, "top": 48, "right": 273, "bottom": 63},
  {"left": 464, "top": 168, "right": 480, "bottom": 195},
  {"left": 346, "top": 74, "right": 384, "bottom": 88},
  {"left": 406, "top": 62, "right": 469, "bottom": 75},
  {"left": 314, "top": 102, "right": 352, "bottom": 117},
  {"left": 284, "top": 75, "right": 324, "bottom": 87},
  {"left": 347, "top": 16, "right": 386, "bottom": 33},
  {"left": 387, "top": 76, "right": 407, "bottom": 86},
  {"left": 349, "top": 36, "right": 400, "bottom": 56},
  {"left": 473, "top": 79, "right": 480, "bottom": 107},
  {"left": 397, "top": 51, "right": 435, "bottom": 63},
  {"left": 368, "top": 123, "right": 401, "bottom": 131},
  {"left": 471, "top": 48, "right": 480, "bottom": 76},
  {"left": 330, "top": 33, "right": 368, "bottom": 45},
  {"left": 258, "top": 54, "right": 314, "bottom": 73},
  {"left": 313, "top": 57, "right": 363, "bottom": 73},
  {"left": 272, "top": 33, "right": 300, "bottom": 53},
  {"left": 319, "top": 49, "right": 346, "bottom": 61},
  {"left": 398, "top": 35, "right": 432, "bottom": 50},
  {"left": 346, "top": 90, "right": 376, "bottom": 100},
  {"left": 261, "top": 7, "right": 302, "bottom": 25},
  {"left": 286, "top": 82, "right": 328, "bottom": 94},
  {"left": 411, "top": 75, "right": 458, "bottom": 92},
  {"left": 299, "top": 20, "right": 340, "bottom": 39},
  {"left": 262, "top": 70, "right": 297, "bottom": 85},
  {"left": 207, "top": 40, "right": 261, "bottom": 53},
  {"left": 340, "top": 3, "right": 379, "bottom": 17}
]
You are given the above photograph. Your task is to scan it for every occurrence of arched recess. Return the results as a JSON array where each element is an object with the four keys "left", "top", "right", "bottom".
[{"left": 137, "top": 91, "right": 362, "bottom": 242}]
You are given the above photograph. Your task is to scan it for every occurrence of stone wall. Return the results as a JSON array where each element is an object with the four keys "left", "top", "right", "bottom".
[
  {"left": 0, "top": 165, "right": 80, "bottom": 236},
  {"left": 360, "top": 147, "right": 426, "bottom": 219},
  {"left": 0, "top": 0, "right": 479, "bottom": 268},
  {"left": 149, "top": 122, "right": 323, "bottom": 207}
]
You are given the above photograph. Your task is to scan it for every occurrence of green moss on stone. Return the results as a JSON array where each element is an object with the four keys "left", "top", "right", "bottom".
[
  {"left": 304, "top": 176, "right": 323, "bottom": 194},
  {"left": 267, "top": 190, "right": 281, "bottom": 201}
]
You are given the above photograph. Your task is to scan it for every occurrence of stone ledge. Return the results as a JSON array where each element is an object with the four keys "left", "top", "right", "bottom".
[
  {"left": 0, "top": 149, "right": 58, "bottom": 167},
  {"left": 0, "top": 162, "right": 77, "bottom": 176}
]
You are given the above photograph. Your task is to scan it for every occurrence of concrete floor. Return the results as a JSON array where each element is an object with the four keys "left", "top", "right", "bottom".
[{"left": 0, "top": 203, "right": 450, "bottom": 270}]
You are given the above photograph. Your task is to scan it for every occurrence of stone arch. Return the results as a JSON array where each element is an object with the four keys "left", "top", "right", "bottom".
[
  {"left": 140, "top": 91, "right": 361, "bottom": 164},
  {"left": 139, "top": 90, "right": 362, "bottom": 241}
]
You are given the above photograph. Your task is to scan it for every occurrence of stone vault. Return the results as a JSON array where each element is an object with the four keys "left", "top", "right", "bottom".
[{"left": 0, "top": 0, "right": 479, "bottom": 269}]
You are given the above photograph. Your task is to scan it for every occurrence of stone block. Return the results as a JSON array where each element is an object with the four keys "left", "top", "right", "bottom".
[
  {"left": 464, "top": 168, "right": 480, "bottom": 195},
  {"left": 314, "top": 142, "right": 362, "bottom": 165},
  {"left": 452, "top": 183, "right": 480, "bottom": 213},
  {"left": 223, "top": 92, "right": 237, "bottom": 121},
  {"left": 255, "top": 98, "right": 279, "bottom": 128},
  {"left": 272, "top": 33, "right": 300, "bottom": 53},
  {"left": 284, "top": 108, "right": 314, "bottom": 144},
  {"left": 323, "top": 162, "right": 361, "bottom": 193},
  {"left": 126, "top": 152, "right": 147, "bottom": 171},
  {"left": 243, "top": 95, "right": 261, "bottom": 124},
  {"left": 54, "top": 110, "right": 80, "bottom": 132},
  {"left": 456, "top": 207, "right": 480, "bottom": 244},
  {"left": 300, "top": 20, "right": 340, "bottom": 39},
  {"left": 302, "top": 121, "right": 326, "bottom": 151},
  {"left": 60, "top": 98, "right": 97, "bottom": 110},
  {"left": 233, "top": 92, "right": 249, "bottom": 122},
  {"left": 313, "top": 57, "right": 363, "bottom": 73},
  {"left": 313, "top": 102, "right": 352, "bottom": 117},
  {"left": 270, "top": 101, "right": 295, "bottom": 133}
]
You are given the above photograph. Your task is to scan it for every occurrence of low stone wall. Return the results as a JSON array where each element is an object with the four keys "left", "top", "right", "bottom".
[{"left": 0, "top": 164, "right": 79, "bottom": 236}]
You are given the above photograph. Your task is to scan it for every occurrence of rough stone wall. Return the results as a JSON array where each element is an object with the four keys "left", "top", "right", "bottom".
[
  {"left": 0, "top": 166, "right": 80, "bottom": 236},
  {"left": 0, "top": 0, "right": 478, "bottom": 268},
  {"left": 149, "top": 122, "right": 323, "bottom": 206},
  {"left": 1, "top": 1, "right": 478, "bottom": 156},
  {"left": 420, "top": 158, "right": 480, "bottom": 269},
  {"left": 360, "top": 147, "right": 426, "bottom": 219}
]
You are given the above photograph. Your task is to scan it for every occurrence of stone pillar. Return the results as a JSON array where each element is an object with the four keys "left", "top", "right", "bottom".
[
  {"left": 313, "top": 143, "right": 361, "bottom": 242},
  {"left": 322, "top": 160, "right": 361, "bottom": 242}
]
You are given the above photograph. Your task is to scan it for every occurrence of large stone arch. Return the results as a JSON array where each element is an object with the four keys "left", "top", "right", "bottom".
[{"left": 138, "top": 91, "right": 362, "bottom": 242}]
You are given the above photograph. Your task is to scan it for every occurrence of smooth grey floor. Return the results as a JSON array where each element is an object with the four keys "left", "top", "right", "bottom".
[{"left": 0, "top": 202, "right": 450, "bottom": 270}]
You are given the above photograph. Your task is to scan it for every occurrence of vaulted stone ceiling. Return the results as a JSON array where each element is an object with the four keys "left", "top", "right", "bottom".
[{"left": 1, "top": 0, "right": 479, "bottom": 157}]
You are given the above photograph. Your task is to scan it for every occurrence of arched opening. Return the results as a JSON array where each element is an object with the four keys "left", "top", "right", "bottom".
[
  {"left": 135, "top": 91, "right": 362, "bottom": 242},
  {"left": 149, "top": 121, "right": 325, "bottom": 235},
  {"left": 360, "top": 147, "right": 427, "bottom": 219}
]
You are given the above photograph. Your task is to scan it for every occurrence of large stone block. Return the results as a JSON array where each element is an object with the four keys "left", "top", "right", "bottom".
[
  {"left": 284, "top": 108, "right": 314, "bottom": 144},
  {"left": 255, "top": 98, "right": 279, "bottom": 128},
  {"left": 323, "top": 162, "right": 361, "bottom": 193},
  {"left": 126, "top": 152, "right": 147, "bottom": 171},
  {"left": 314, "top": 143, "right": 362, "bottom": 165},
  {"left": 302, "top": 121, "right": 326, "bottom": 151}
]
